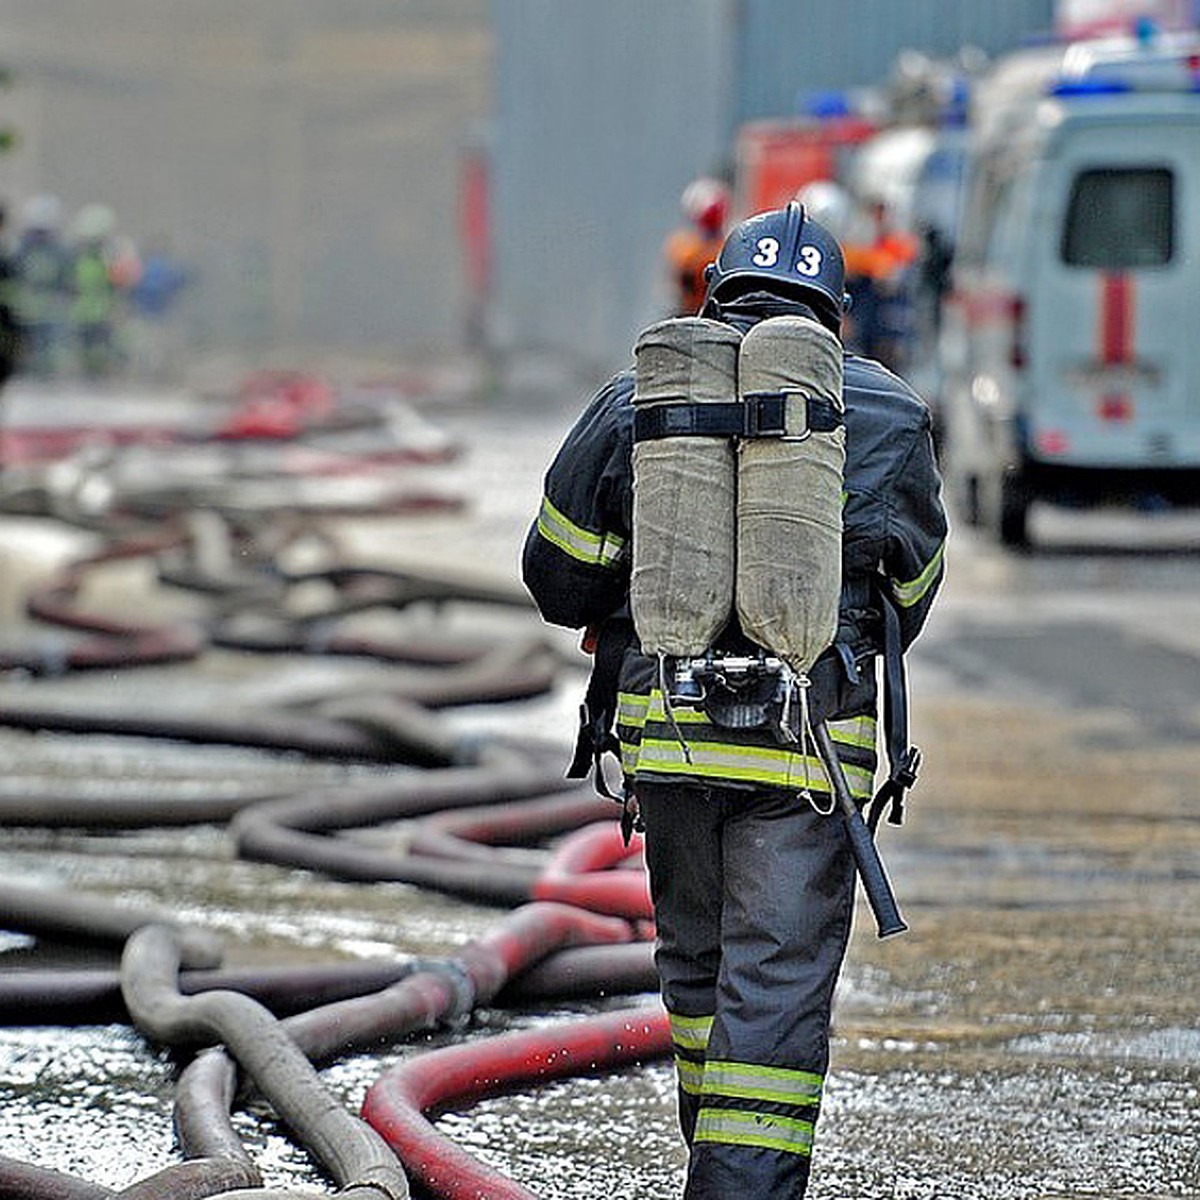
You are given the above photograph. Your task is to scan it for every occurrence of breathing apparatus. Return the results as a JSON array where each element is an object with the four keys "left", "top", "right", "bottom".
[{"left": 630, "top": 203, "right": 848, "bottom": 770}]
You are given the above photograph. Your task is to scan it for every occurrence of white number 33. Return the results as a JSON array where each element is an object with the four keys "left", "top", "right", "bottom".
[{"left": 752, "top": 237, "right": 823, "bottom": 276}]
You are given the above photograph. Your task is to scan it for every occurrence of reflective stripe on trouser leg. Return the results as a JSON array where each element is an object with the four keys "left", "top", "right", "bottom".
[
  {"left": 637, "top": 780, "right": 856, "bottom": 1199},
  {"left": 669, "top": 1010, "right": 713, "bottom": 1143},
  {"left": 639, "top": 784, "right": 724, "bottom": 1145}
]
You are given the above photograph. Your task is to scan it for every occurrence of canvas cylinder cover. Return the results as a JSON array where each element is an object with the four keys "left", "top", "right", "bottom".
[
  {"left": 631, "top": 317, "right": 741, "bottom": 657},
  {"left": 736, "top": 315, "right": 845, "bottom": 675}
]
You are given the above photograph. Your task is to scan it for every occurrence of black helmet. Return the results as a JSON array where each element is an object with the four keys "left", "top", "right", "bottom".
[{"left": 701, "top": 200, "right": 848, "bottom": 332}]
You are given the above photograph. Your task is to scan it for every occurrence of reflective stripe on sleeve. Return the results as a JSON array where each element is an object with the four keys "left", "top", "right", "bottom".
[
  {"left": 535, "top": 496, "right": 626, "bottom": 568},
  {"left": 890, "top": 538, "right": 946, "bottom": 608}
]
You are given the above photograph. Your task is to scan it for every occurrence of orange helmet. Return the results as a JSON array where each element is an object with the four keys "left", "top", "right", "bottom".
[{"left": 681, "top": 177, "right": 730, "bottom": 236}]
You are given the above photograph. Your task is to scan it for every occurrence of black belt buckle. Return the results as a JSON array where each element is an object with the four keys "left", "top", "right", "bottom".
[{"left": 743, "top": 389, "right": 810, "bottom": 440}]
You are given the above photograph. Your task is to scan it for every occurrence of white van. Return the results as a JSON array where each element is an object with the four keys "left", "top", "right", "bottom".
[{"left": 938, "top": 31, "right": 1200, "bottom": 546}]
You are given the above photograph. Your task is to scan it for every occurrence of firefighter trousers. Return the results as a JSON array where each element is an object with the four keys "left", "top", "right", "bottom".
[{"left": 636, "top": 778, "right": 856, "bottom": 1199}]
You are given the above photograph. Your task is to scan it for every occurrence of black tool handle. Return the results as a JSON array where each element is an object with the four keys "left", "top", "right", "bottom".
[{"left": 812, "top": 720, "right": 908, "bottom": 939}]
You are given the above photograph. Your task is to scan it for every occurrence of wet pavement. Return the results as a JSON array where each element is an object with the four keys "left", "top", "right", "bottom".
[{"left": 1, "top": 365, "right": 1198, "bottom": 1198}]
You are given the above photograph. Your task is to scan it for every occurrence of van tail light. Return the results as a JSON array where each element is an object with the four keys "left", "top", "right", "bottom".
[
  {"left": 1098, "top": 395, "right": 1133, "bottom": 422},
  {"left": 1008, "top": 295, "right": 1027, "bottom": 370},
  {"left": 1036, "top": 428, "right": 1070, "bottom": 455}
]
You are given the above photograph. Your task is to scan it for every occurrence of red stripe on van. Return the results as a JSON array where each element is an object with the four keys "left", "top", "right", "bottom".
[{"left": 1100, "top": 273, "right": 1134, "bottom": 366}]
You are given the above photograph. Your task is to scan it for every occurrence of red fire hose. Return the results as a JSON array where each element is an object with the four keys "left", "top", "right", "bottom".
[{"left": 362, "top": 1003, "right": 671, "bottom": 1200}]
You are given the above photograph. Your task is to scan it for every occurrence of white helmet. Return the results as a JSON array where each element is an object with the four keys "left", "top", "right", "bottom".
[
  {"left": 794, "top": 180, "right": 862, "bottom": 245},
  {"left": 71, "top": 202, "right": 116, "bottom": 242},
  {"left": 21, "top": 193, "right": 64, "bottom": 232},
  {"left": 681, "top": 177, "right": 731, "bottom": 234}
]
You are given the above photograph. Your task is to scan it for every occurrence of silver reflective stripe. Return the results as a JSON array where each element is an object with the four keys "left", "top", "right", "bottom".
[
  {"left": 676, "top": 1058, "right": 705, "bottom": 1095},
  {"left": 617, "top": 690, "right": 876, "bottom": 798},
  {"left": 535, "top": 496, "right": 626, "bottom": 568},
  {"left": 618, "top": 693, "right": 650, "bottom": 727},
  {"left": 633, "top": 737, "right": 875, "bottom": 798},
  {"left": 702, "top": 1060, "right": 823, "bottom": 1106},
  {"left": 891, "top": 538, "right": 946, "bottom": 608},
  {"left": 670, "top": 1012, "right": 713, "bottom": 1096},
  {"left": 669, "top": 1011, "right": 713, "bottom": 1052},
  {"left": 832, "top": 713, "right": 876, "bottom": 750},
  {"left": 622, "top": 691, "right": 876, "bottom": 745},
  {"left": 694, "top": 1107, "right": 815, "bottom": 1156}
]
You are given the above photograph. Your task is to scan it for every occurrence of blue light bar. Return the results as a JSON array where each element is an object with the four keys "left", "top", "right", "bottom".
[{"left": 1050, "top": 77, "right": 1133, "bottom": 96}]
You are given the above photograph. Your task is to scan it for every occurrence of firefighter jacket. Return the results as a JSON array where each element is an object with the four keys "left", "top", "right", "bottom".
[
  {"left": 663, "top": 226, "right": 726, "bottom": 316},
  {"left": 522, "top": 348, "right": 948, "bottom": 805}
]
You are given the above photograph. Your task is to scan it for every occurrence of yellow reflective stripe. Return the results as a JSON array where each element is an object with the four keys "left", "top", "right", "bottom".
[
  {"left": 669, "top": 1012, "right": 713, "bottom": 1052},
  {"left": 702, "top": 1060, "right": 823, "bottom": 1106},
  {"left": 694, "top": 1107, "right": 814, "bottom": 1156},
  {"left": 618, "top": 691, "right": 876, "bottom": 797},
  {"left": 620, "top": 741, "right": 640, "bottom": 774},
  {"left": 599, "top": 532, "right": 626, "bottom": 567},
  {"left": 624, "top": 693, "right": 875, "bottom": 747},
  {"left": 645, "top": 706, "right": 709, "bottom": 725},
  {"left": 617, "top": 692, "right": 649, "bottom": 728},
  {"left": 830, "top": 714, "right": 876, "bottom": 751},
  {"left": 670, "top": 1013, "right": 712, "bottom": 1096},
  {"left": 676, "top": 1057, "right": 706, "bottom": 1095},
  {"left": 643, "top": 693, "right": 724, "bottom": 725},
  {"left": 891, "top": 539, "right": 946, "bottom": 608},
  {"left": 535, "top": 496, "right": 626, "bottom": 568},
  {"left": 633, "top": 737, "right": 874, "bottom": 799}
]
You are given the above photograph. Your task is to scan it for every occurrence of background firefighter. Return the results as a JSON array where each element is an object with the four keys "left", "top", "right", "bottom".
[
  {"left": 522, "top": 201, "right": 947, "bottom": 1198},
  {"left": 661, "top": 176, "right": 731, "bottom": 316}
]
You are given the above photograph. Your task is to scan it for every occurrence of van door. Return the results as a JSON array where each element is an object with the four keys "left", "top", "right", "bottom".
[{"left": 1025, "top": 111, "right": 1200, "bottom": 470}]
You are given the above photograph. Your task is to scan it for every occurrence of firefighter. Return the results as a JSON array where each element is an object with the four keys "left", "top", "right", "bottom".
[
  {"left": 842, "top": 196, "right": 920, "bottom": 370},
  {"left": 0, "top": 201, "right": 19, "bottom": 390},
  {"left": 662, "top": 176, "right": 731, "bottom": 316},
  {"left": 11, "top": 194, "right": 71, "bottom": 378},
  {"left": 522, "top": 201, "right": 947, "bottom": 1198},
  {"left": 68, "top": 203, "right": 125, "bottom": 380}
]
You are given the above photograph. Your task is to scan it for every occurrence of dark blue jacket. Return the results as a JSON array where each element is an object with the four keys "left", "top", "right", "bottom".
[{"left": 523, "top": 350, "right": 948, "bottom": 800}]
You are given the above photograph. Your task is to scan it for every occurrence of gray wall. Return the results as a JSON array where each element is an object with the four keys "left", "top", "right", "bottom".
[
  {"left": 734, "top": 0, "right": 1056, "bottom": 121},
  {"left": 490, "top": 0, "right": 733, "bottom": 374},
  {"left": 490, "top": 0, "right": 1056, "bottom": 373},
  {"left": 0, "top": 0, "right": 490, "bottom": 360}
]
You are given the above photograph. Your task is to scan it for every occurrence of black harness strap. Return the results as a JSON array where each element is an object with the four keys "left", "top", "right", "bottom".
[
  {"left": 632, "top": 392, "right": 842, "bottom": 443},
  {"left": 866, "top": 585, "right": 921, "bottom": 832}
]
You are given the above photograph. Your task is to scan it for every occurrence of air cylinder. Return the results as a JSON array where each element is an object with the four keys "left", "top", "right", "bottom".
[
  {"left": 735, "top": 315, "right": 845, "bottom": 675},
  {"left": 630, "top": 317, "right": 741, "bottom": 657}
]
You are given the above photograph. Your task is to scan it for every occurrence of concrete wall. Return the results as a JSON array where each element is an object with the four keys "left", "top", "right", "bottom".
[
  {"left": 489, "top": 0, "right": 733, "bottom": 375},
  {"left": 734, "top": 0, "right": 1055, "bottom": 121},
  {"left": 0, "top": 0, "right": 490, "bottom": 360}
]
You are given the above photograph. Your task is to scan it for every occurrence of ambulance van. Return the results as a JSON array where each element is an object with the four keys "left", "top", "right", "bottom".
[{"left": 938, "top": 31, "right": 1200, "bottom": 546}]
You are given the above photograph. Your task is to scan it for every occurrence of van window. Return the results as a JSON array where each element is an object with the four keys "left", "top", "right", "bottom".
[{"left": 1061, "top": 168, "right": 1173, "bottom": 268}]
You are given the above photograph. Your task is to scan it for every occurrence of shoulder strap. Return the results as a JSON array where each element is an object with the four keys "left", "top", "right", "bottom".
[{"left": 866, "top": 583, "right": 921, "bottom": 832}]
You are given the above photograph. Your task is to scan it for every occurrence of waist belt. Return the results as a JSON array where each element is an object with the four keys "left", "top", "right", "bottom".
[{"left": 633, "top": 390, "right": 842, "bottom": 442}]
